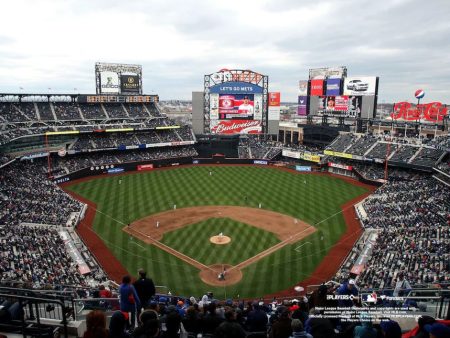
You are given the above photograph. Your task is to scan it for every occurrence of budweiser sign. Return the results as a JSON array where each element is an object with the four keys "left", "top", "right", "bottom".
[
  {"left": 390, "top": 102, "right": 448, "bottom": 122},
  {"left": 211, "top": 120, "right": 262, "bottom": 134}
]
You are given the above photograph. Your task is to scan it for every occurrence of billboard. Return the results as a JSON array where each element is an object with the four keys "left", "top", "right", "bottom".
[
  {"left": 326, "top": 78, "right": 342, "bottom": 96},
  {"left": 209, "top": 81, "right": 263, "bottom": 94},
  {"left": 344, "top": 76, "right": 377, "bottom": 96},
  {"left": 298, "top": 80, "right": 309, "bottom": 96},
  {"left": 310, "top": 79, "right": 324, "bottom": 96},
  {"left": 298, "top": 96, "right": 308, "bottom": 116},
  {"left": 268, "top": 92, "right": 280, "bottom": 121},
  {"left": 210, "top": 120, "right": 262, "bottom": 134},
  {"left": 120, "top": 75, "right": 140, "bottom": 93},
  {"left": 390, "top": 102, "right": 448, "bottom": 122},
  {"left": 309, "top": 66, "right": 347, "bottom": 79},
  {"left": 100, "top": 71, "right": 119, "bottom": 94}
]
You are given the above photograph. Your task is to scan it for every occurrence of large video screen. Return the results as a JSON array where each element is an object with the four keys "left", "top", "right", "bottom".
[{"left": 318, "top": 96, "right": 362, "bottom": 116}]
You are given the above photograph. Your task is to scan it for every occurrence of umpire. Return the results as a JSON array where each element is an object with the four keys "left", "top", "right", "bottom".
[{"left": 133, "top": 269, "right": 156, "bottom": 319}]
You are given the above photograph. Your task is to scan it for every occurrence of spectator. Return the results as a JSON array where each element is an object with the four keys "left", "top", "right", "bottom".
[
  {"left": 337, "top": 279, "right": 358, "bottom": 307},
  {"left": 109, "top": 311, "right": 131, "bottom": 338},
  {"left": 246, "top": 301, "right": 268, "bottom": 332},
  {"left": 269, "top": 306, "right": 292, "bottom": 338},
  {"left": 133, "top": 269, "right": 156, "bottom": 320},
  {"left": 215, "top": 307, "right": 246, "bottom": 338},
  {"left": 120, "top": 275, "right": 141, "bottom": 330},
  {"left": 290, "top": 319, "right": 312, "bottom": 338},
  {"left": 380, "top": 320, "right": 402, "bottom": 338},
  {"left": 83, "top": 310, "right": 108, "bottom": 338}
]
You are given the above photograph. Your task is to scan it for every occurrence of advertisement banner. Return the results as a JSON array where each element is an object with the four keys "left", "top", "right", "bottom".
[
  {"left": 296, "top": 165, "right": 311, "bottom": 172},
  {"left": 100, "top": 71, "right": 119, "bottom": 94},
  {"left": 210, "top": 93, "right": 219, "bottom": 120},
  {"left": 324, "top": 150, "right": 353, "bottom": 159},
  {"left": 282, "top": 149, "right": 301, "bottom": 159},
  {"left": 302, "top": 153, "right": 321, "bottom": 163},
  {"left": 298, "top": 80, "right": 308, "bottom": 96},
  {"left": 137, "top": 164, "right": 154, "bottom": 171},
  {"left": 120, "top": 75, "right": 140, "bottom": 93},
  {"left": 209, "top": 81, "right": 263, "bottom": 94},
  {"left": 326, "top": 78, "right": 342, "bottom": 96},
  {"left": 253, "top": 94, "right": 263, "bottom": 120},
  {"left": 254, "top": 160, "right": 268, "bottom": 165},
  {"left": 268, "top": 92, "right": 281, "bottom": 106},
  {"left": 328, "top": 162, "right": 353, "bottom": 170},
  {"left": 310, "top": 79, "right": 324, "bottom": 96},
  {"left": 297, "top": 96, "right": 308, "bottom": 116},
  {"left": 268, "top": 106, "right": 280, "bottom": 120},
  {"left": 219, "top": 94, "right": 256, "bottom": 119},
  {"left": 309, "top": 67, "right": 346, "bottom": 79},
  {"left": 344, "top": 77, "right": 377, "bottom": 96},
  {"left": 107, "top": 168, "right": 124, "bottom": 174},
  {"left": 210, "top": 120, "right": 262, "bottom": 134},
  {"left": 390, "top": 102, "right": 448, "bottom": 122}
]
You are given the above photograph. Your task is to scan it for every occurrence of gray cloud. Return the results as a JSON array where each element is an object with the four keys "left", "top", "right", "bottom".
[{"left": 0, "top": 0, "right": 449, "bottom": 102}]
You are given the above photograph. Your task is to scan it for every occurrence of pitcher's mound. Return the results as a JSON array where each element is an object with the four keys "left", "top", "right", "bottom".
[
  {"left": 199, "top": 264, "right": 242, "bottom": 286},
  {"left": 210, "top": 235, "right": 231, "bottom": 245}
]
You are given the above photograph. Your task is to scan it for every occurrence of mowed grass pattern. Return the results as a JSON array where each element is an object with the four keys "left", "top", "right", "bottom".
[
  {"left": 161, "top": 218, "right": 280, "bottom": 265},
  {"left": 66, "top": 166, "right": 368, "bottom": 298}
]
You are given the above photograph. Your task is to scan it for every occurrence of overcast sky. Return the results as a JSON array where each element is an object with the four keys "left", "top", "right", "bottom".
[{"left": 0, "top": 0, "right": 449, "bottom": 102}]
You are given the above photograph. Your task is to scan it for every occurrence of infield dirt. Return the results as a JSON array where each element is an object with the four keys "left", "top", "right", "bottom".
[{"left": 124, "top": 206, "right": 316, "bottom": 286}]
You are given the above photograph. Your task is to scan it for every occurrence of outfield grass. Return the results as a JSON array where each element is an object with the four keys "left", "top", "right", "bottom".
[
  {"left": 66, "top": 166, "right": 368, "bottom": 298},
  {"left": 160, "top": 217, "right": 280, "bottom": 266}
]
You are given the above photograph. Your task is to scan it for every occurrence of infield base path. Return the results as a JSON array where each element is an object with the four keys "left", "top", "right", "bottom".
[{"left": 124, "top": 206, "right": 316, "bottom": 286}]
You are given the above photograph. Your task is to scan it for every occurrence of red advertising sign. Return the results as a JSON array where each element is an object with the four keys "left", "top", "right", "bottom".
[
  {"left": 268, "top": 92, "right": 281, "bottom": 106},
  {"left": 310, "top": 79, "right": 324, "bottom": 96},
  {"left": 137, "top": 164, "right": 154, "bottom": 171},
  {"left": 390, "top": 102, "right": 448, "bottom": 121},
  {"left": 328, "top": 162, "right": 353, "bottom": 171},
  {"left": 211, "top": 120, "right": 262, "bottom": 134}
]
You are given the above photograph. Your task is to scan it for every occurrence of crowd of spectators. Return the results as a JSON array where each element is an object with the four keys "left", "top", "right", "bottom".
[
  {"left": 0, "top": 101, "right": 179, "bottom": 145},
  {"left": 71, "top": 129, "right": 192, "bottom": 151},
  {"left": 357, "top": 176, "right": 450, "bottom": 289},
  {"left": 77, "top": 283, "right": 450, "bottom": 338},
  {"left": 0, "top": 161, "right": 83, "bottom": 226},
  {"left": 50, "top": 146, "right": 198, "bottom": 175},
  {"left": 0, "top": 225, "right": 89, "bottom": 287},
  {"left": 36, "top": 102, "right": 56, "bottom": 120},
  {"left": 326, "top": 133, "right": 447, "bottom": 168},
  {"left": 239, "top": 136, "right": 282, "bottom": 160},
  {"left": 54, "top": 102, "right": 82, "bottom": 120}
]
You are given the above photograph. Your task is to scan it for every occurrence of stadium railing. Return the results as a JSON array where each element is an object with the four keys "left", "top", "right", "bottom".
[{"left": 0, "top": 289, "right": 70, "bottom": 338}]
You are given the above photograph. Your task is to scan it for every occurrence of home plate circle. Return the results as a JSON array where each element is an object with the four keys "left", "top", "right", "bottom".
[{"left": 210, "top": 235, "right": 231, "bottom": 245}]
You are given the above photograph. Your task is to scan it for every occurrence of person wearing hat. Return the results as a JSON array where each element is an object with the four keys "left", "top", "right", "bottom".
[
  {"left": 425, "top": 323, "right": 450, "bottom": 338},
  {"left": 336, "top": 279, "right": 358, "bottom": 307},
  {"left": 269, "top": 306, "right": 292, "bottom": 338},
  {"left": 238, "top": 96, "right": 254, "bottom": 116}
]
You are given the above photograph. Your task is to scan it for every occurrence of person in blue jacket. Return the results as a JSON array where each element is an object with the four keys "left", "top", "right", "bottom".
[
  {"left": 119, "top": 275, "right": 141, "bottom": 330},
  {"left": 337, "top": 279, "right": 358, "bottom": 307}
]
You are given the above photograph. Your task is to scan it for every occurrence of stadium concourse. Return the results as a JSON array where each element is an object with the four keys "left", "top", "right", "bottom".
[{"left": 0, "top": 100, "right": 449, "bottom": 336}]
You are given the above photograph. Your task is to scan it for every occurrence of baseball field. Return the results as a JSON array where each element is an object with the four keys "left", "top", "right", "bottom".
[{"left": 64, "top": 165, "right": 372, "bottom": 299}]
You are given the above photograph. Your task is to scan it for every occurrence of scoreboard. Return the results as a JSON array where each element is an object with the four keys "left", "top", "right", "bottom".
[{"left": 78, "top": 95, "right": 158, "bottom": 103}]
